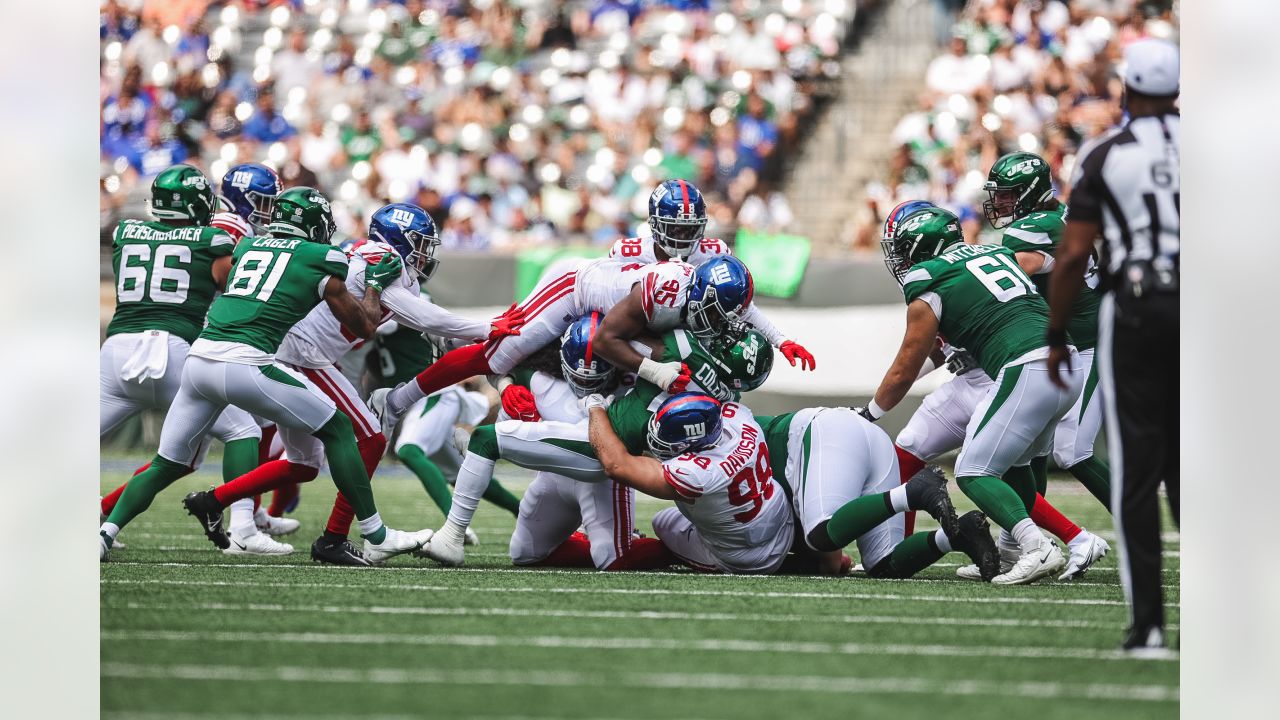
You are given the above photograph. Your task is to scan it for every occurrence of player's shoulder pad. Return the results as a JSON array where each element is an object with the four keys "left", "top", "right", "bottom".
[
  {"left": 663, "top": 462, "right": 705, "bottom": 501},
  {"left": 350, "top": 239, "right": 394, "bottom": 264}
]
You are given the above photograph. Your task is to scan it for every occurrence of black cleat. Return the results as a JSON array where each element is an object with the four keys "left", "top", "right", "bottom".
[
  {"left": 310, "top": 536, "right": 373, "bottom": 567},
  {"left": 182, "top": 489, "right": 230, "bottom": 549},
  {"left": 905, "top": 465, "right": 961, "bottom": 541},
  {"left": 952, "top": 510, "right": 1000, "bottom": 581}
]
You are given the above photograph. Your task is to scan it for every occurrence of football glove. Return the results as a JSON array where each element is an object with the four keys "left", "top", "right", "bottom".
[
  {"left": 945, "top": 348, "right": 979, "bottom": 376},
  {"left": 779, "top": 340, "right": 816, "bottom": 371},
  {"left": 638, "top": 358, "right": 692, "bottom": 394},
  {"left": 500, "top": 384, "right": 540, "bottom": 422},
  {"left": 364, "top": 253, "right": 403, "bottom": 292},
  {"left": 579, "top": 393, "right": 611, "bottom": 411},
  {"left": 853, "top": 406, "right": 878, "bottom": 423},
  {"left": 488, "top": 303, "right": 526, "bottom": 341}
]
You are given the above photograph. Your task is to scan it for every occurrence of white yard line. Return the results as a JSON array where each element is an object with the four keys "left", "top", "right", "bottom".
[
  {"left": 112, "top": 599, "right": 1179, "bottom": 630},
  {"left": 101, "top": 628, "right": 1178, "bottom": 663},
  {"left": 100, "top": 662, "right": 1178, "bottom": 702},
  {"left": 101, "top": 576, "right": 1176, "bottom": 608}
]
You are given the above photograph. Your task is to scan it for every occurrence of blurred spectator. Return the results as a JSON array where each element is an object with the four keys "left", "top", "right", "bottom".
[
  {"left": 273, "top": 29, "right": 321, "bottom": 95},
  {"left": 737, "top": 186, "right": 795, "bottom": 234},
  {"left": 242, "top": 92, "right": 296, "bottom": 143}
]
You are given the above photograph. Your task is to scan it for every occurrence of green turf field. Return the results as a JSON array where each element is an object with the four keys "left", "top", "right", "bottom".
[{"left": 100, "top": 458, "right": 1179, "bottom": 719}]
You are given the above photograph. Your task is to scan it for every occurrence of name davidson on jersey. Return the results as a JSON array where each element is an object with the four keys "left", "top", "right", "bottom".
[{"left": 718, "top": 421, "right": 760, "bottom": 477}]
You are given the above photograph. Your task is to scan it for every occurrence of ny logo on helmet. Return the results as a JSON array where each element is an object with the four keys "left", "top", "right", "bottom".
[
  {"left": 230, "top": 171, "right": 254, "bottom": 190},
  {"left": 388, "top": 208, "right": 416, "bottom": 228},
  {"left": 683, "top": 422, "right": 706, "bottom": 439},
  {"left": 709, "top": 263, "right": 733, "bottom": 285},
  {"left": 1006, "top": 158, "right": 1042, "bottom": 177}
]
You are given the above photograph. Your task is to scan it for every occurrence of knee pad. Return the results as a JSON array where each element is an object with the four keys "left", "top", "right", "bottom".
[{"left": 806, "top": 522, "right": 839, "bottom": 552}]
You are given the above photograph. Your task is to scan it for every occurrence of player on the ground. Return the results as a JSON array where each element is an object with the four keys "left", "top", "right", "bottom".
[
  {"left": 608, "top": 180, "right": 815, "bottom": 370},
  {"left": 100, "top": 186, "right": 430, "bottom": 563},
  {"left": 99, "top": 164, "right": 264, "bottom": 547},
  {"left": 368, "top": 318, "right": 521, "bottom": 542},
  {"left": 506, "top": 313, "right": 677, "bottom": 571},
  {"left": 757, "top": 407, "right": 1000, "bottom": 580},
  {"left": 883, "top": 200, "right": 1110, "bottom": 581},
  {"left": 587, "top": 393, "right": 793, "bottom": 574},
  {"left": 179, "top": 202, "right": 522, "bottom": 566},
  {"left": 419, "top": 324, "right": 774, "bottom": 566},
  {"left": 864, "top": 206, "right": 1087, "bottom": 585},
  {"left": 369, "top": 252, "right": 760, "bottom": 430}
]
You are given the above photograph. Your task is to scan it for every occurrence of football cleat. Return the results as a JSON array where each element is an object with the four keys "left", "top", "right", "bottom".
[
  {"left": 182, "top": 489, "right": 230, "bottom": 549},
  {"left": 956, "top": 527, "right": 1020, "bottom": 580},
  {"left": 310, "top": 536, "right": 372, "bottom": 567},
  {"left": 363, "top": 527, "right": 431, "bottom": 565},
  {"left": 904, "top": 465, "right": 961, "bottom": 541},
  {"left": 1060, "top": 529, "right": 1111, "bottom": 580},
  {"left": 464, "top": 527, "right": 480, "bottom": 546},
  {"left": 99, "top": 498, "right": 126, "bottom": 548},
  {"left": 992, "top": 537, "right": 1066, "bottom": 585},
  {"left": 417, "top": 522, "right": 466, "bottom": 566},
  {"left": 99, "top": 532, "right": 110, "bottom": 562},
  {"left": 368, "top": 386, "right": 404, "bottom": 433},
  {"left": 224, "top": 531, "right": 294, "bottom": 556},
  {"left": 255, "top": 510, "right": 300, "bottom": 537},
  {"left": 950, "top": 511, "right": 1000, "bottom": 581},
  {"left": 1122, "top": 625, "right": 1177, "bottom": 659}
]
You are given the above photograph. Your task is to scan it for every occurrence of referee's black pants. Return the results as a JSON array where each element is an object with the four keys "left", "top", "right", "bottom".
[{"left": 1097, "top": 290, "right": 1179, "bottom": 636}]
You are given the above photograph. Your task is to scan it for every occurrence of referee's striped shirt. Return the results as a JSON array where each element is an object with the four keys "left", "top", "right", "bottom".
[{"left": 1066, "top": 111, "right": 1180, "bottom": 291}]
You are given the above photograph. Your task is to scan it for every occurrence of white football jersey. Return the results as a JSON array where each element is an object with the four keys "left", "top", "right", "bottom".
[
  {"left": 528, "top": 371, "right": 586, "bottom": 424},
  {"left": 661, "top": 402, "right": 793, "bottom": 573},
  {"left": 572, "top": 258, "right": 694, "bottom": 332},
  {"left": 608, "top": 236, "right": 730, "bottom": 266},
  {"left": 210, "top": 211, "right": 253, "bottom": 242}
]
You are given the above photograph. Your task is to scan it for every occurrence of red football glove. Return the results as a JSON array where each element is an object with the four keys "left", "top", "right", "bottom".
[
  {"left": 779, "top": 340, "right": 816, "bottom": 371},
  {"left": 488, "top": 303, "right": 526, "bottom": 342},
  {"left": 500, "top": 384, "right": 541, "bottom": 422},
  {"left": 668, "top": 362, "right": 692, "bottom": 394}
]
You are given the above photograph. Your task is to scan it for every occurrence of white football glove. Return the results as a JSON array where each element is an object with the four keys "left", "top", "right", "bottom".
[
  {"left": 638, "top": 358, "right": 684, "bottom": 391},
  {"left": 579, "top": 393, "right": 611, "bottom": 411}
]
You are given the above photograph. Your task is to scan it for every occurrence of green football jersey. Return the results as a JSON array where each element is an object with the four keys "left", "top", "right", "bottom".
[
  {"left": 106, "top": 219, "right": 236, "bottom": 343},
  {"left": 1000, "top": 206, "right": 1100, "bottom": 350},
  {"left": 757, "top": 412, "right": 797, "bottom": 502},
  {"left": 368, "top": 324, "right": 437, "bottom": 388},
  {"left": 903, "top": 244, "right": 1052, "bottom": 379},
  {"left": 607, "top": 328, "right": 741, "bottom": 454},
  {"left": 199, "top": 236, "right": 349, "bottom": 355}
]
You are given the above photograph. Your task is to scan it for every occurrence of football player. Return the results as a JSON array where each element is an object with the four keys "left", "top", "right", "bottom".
[
  {"left": 211, "top": 162, "right": 282, "bottom": 241},
  {"left": 419, "top": 325, "right": 774, "bottom": 567},
  {"left": 101, "top": 187, "right": 430, "bottom": 563},
  {"left": 608, "top": 180, "right": 815, "bottom": 370},
  {"left": 587, "top": 392, "right": 793, "bottom": 574},
  {"left": 864, "top": 206, "right": 1087, "bottom": 585},
  {"left": 180, "top": 202, "right": 521, "bottom": 565},
  {"left": 100, "top": 165, "right": 262, "bottom": 545},
  {"left": 369, "top": 254, "right": 759, "bottom": 430},
  {"left": 506, "top": 313, "right": 676, "bottom": 571}
]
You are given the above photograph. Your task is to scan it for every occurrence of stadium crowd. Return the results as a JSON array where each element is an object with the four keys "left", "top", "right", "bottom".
[
  {"left": 100, "top": 0, "right": 860, "bottom": 249},
  {"left": 855, "top": 0, "right": 1178, "bottom": 249}
]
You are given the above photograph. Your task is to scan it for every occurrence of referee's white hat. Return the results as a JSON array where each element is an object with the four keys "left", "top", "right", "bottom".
[{"left": 1123, "top": 38, "right": 1179, "bottom": 96}]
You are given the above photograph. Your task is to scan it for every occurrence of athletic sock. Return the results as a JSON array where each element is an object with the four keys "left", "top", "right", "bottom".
[
  {"left": 212, "top": 460, "right": 318, "bottom": 507},
  {"left": 606, "top": 537, "right": 677, "bottom": 571},
  {"left": 887, "top": 484, "right": 910, "bottom": 513},
  {"left": 221, "top": 437, "right": 260, "bottom": 484},
  {"left": 1010, "top": 517, "right": 1043, "bottom": 553},
  {"left": 1067, "top": 456, "right": 1113, "bottom": 510},
  {"left": 1003, "top": 465, "right": 1038, "bottom": 513},
  {"left": 357, "top": 512, "right": 386, "bottom": 544},
  {"left": 876, "top": 531, "right": 946, "bottom": 578},
  {"left": 1030, "top": 454, "right": 1049, "bottom": 496},
  {"left": 389, "top": 344, "right": 491, "bottom": 416},
  {"left": 446, "top": 451, "right": 495, "bottom": 531},
  {"left": 228, "top": 498, "right": 256, "bottom": 538},
  {"left": 398, "top": 444, "right": 454, "bottom": 514},
  {"left": 100, "top": 522, "right": 121, "bottom": 545},
  {"left": 326, "top": 493, "right": 357, "bottom": 537},
  {"left": 323, "top": 433, "right": 390, "bottom": 537},
  {"left": 932, "top": 529, "right": 952, "bottom": 554},
  {"left": 257, "top": 424, "right": 278, "bottom": 465},
  {"left": 101, "top": 482, "right": 127, "bottom": 516},
  {"left": 105, "top": 456, "right": 192, "bottom": 530},
  {"left": 314, "top": 413, "right": 379, "bottom": 521},
  {"left": 895, "top": 445, "right": 925, "bottom": 536},
  {"left": 956, "top": 475, "right": 1030, "bottom": 531},
  {"left": 267, "top": 482, "right": 300, "bottom": 517},
  {"left": 825, "top": 493, "right": 895, "bottom": 548},
  {"left": 1030, "top": 493, "right": 1083, "bottom": 544},
  {"left": 530, "top": 533, "right": 595, "bottom": 568},
  {"left": 482, "top": 479, "right": 522, "bottom": 516}
]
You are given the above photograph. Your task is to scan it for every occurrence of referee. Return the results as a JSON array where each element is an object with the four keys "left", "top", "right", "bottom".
[{"left": 1045, "top": 38, "right": 1180, "bottom": 655}]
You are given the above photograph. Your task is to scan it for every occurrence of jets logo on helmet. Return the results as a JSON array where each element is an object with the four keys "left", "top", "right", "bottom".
[
  {"left": 150, "top": 164, "right": 215, "bottom": 226},
  {"left": 368, "top": 203, "right": 442, "bottom": 282},
  {"left": 984, "top": 151, "right": 1053, "bottom": 228},
  {"left": 270, "top": 186, "right": 336, "bottom": 245},
  {"left": 1006, "top": 157, "right": 1042, "bottom": 177},
  {"left": 882, "top": 207, "right": 964, "bottom": 284}
]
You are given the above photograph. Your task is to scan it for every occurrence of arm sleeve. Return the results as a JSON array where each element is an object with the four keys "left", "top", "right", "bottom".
[
  {"left": 740, "top": 304, "right": 787, "bottom": 346},
  {"left": 379, "top": 282, "right": 489, "bottom": 340}
]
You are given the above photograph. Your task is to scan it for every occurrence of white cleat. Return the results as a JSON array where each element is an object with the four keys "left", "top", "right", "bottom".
[
  {"left": 224, "top": 530, "right": 294, "bottom": 556},
  {"left": 464, "top": 527, "right": 480, "bottom": 546},
  {"left": 368, "top": 387, "right": 404, "bottom": 433},
  {"left": 364, "top": 527, "right": 431, "bottom": 565},
  {"left": 1060, "top": 529, "right": 1110, "bottom": 580},
  {"left": 255, "top": 510, "right": 300, "bottom": 537},
  {"left": 100, "top": 533, "right": 110, "bottom": 562},
  {"left": 992, "top": 537, "right": 1066, "bottom": 586},
  {"left": 418, "top": 521, "right": 467, "bottom": 566},
  {"left": 956, "top": 531, "right": 1019, "bottom": 580},
  {"left": 100, "top": 500, "right": 126, "bottom": 548}
]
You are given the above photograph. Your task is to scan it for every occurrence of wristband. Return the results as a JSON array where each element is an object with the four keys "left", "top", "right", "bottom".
[
  {"left": 867, "top": 399, "right": 886, "bottom": 420},
  {"left": 1046, "top": 328, "right": 1069, "bottom": 348}
]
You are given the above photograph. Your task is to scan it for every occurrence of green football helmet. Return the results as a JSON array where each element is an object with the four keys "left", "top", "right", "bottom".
[
  {"left": 883, "top": 207, "right": 964, "bottom": 284},
  {"left": 149, "top": 164, "right": 215, "bottom": 225},
  {"left": 983, "top": 151, "right": 1053, "bottom": 228},
  {"left": 720, "top": 328, "right": 773, "bottom": 393},
  {"left": 269, "top": 186, "right": 336, "bottom": 244}
]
